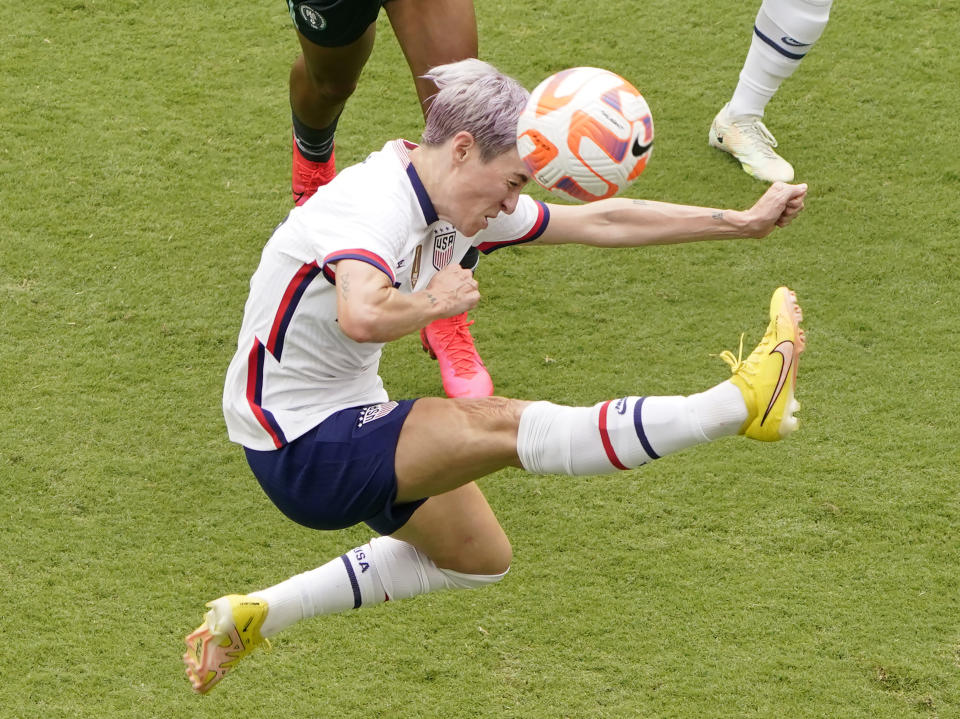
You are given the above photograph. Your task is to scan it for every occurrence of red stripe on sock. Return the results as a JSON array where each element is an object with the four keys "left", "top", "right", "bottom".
[{"left": 598, "top": 400, "right": 628, "bottom": 470}]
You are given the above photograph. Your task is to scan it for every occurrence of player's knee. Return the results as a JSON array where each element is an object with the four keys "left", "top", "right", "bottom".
[
  {"left": 457, "top": 396, "right": 527, "bottom": 434},
  {"left": 481, "top": 539, "right": 513, "bottom": 577},
  {"left": 433, "top": 532, "right": 512, "bottom": 577},
  {"left": 307, "top": 76, "right": 359, "bottom": 106},
  {"left": 294, "top": 56, "right": 360, "bottom": 105}
]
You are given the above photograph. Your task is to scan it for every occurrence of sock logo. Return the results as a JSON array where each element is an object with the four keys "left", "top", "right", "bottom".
[
  {"left": 761, "top": 340, "right": 795, "bottom": 425},
  {"left": 352, "top": 547, "right": 370, "bottom": 573},
  {"left": 614, "top": 397, "right": 628, "bottom": 415},
  {"left": 781, "top": 36, "right": 812, "bottom": 48}
]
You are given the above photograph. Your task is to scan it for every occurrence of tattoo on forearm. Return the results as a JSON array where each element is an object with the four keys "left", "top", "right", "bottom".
[
  {"left": 425, "top": 293, "right": 438, "bottom": 306},
  {"left": 712, "top": 210, "right": 724, "bottom": 221},
  {"left": 632, "top": 200, "right": 649, "bottom": 205}
]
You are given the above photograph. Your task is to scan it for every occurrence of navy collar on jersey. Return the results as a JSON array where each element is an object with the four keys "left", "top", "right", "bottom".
[
  {"left": 404, "top": 161, "right": 438, "bottom": 226},
  {"left": 395, "top": 140, "right": 439, "bottom": 226}
]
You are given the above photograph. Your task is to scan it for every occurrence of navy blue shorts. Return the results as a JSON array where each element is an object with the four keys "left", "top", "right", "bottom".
[
  {"left": 244, "top": 399, "right": 427, "bottom": 535},
  {"left": 286, "top": 0, "right": 386, "bottom": 47}
]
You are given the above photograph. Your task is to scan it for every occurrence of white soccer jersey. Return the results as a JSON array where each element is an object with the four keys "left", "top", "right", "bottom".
[{"left": 224, "top": 139, "right": 551, "bottom": 450}]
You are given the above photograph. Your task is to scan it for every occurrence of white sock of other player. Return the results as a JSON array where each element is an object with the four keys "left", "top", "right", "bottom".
[
  {"left": 251, "top": 536, "right": 507, "bottom": 637},
  {"left": 516, "top": 380, "right": 748, "bottom": 475},
  {"left": 728, "top": 0, "right": 833, "bottom": 118}
]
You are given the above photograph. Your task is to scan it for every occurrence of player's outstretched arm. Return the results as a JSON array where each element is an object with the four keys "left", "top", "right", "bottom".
[
  {"left": 335, "top": 260, "right": 480, "bottom": 344},
  {"left": 535, "top": 182, "right": 807, "bottom": 248}
]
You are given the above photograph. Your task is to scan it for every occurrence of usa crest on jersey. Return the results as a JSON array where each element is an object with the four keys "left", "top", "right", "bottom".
[{"left": 432, "top": 229, "right": 457, "bottom": 270}]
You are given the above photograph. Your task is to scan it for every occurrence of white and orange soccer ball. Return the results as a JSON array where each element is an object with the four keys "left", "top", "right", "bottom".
[{"left": 517, "top": 67, "right": 654, "bottom": 203}]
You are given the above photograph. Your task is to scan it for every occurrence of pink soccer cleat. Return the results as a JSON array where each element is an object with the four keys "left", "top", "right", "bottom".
[
  {"left": 292, "top": 135, "right": 336, "bottom": 206},
  {"left": 420, "top": 312, "right": 494, "bottom": 398}
]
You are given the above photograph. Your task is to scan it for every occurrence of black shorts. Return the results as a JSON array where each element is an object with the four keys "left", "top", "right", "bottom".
[
  {"left": 286, "top": 0, "right": 387, "bottom": 47},
  {"left": 244, "top": 399, "right": 427, "bottom": 535}
]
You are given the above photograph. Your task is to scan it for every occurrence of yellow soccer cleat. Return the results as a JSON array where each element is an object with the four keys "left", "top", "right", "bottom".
[
  {"left": 183, "top": 594, "right": 269, "bottom": 694},
  {"left": 719, "top": 287, "right": 805, "bottom": 441}
]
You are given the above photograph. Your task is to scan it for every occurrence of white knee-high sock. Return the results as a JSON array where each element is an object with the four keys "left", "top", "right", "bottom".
[
  {"left": 516, "top": 381, "right": 747, "bottom": 475},
  {"left": 251, "top": 536, "right": 507, "bottom": 637},
  {"left": 729, "top": 0, "right": 833, "bottom": 118}
]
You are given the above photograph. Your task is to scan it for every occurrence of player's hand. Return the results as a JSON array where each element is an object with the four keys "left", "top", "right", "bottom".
[
  {"left": 741, "top": 182, "right": 808, "bottom": 237},
  {"left": 424, "top": 263, "right": 481, "bottom": 318}
]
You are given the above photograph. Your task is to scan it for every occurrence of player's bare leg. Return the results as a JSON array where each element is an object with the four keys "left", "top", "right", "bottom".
[
  {"left": 390, "top": 482, "right": 512, "bottom": 575},
  {"left": 393, "top": 397, "right": 526, "bottom": 500}
]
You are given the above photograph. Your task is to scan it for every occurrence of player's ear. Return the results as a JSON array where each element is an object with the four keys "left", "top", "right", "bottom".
[{"left": 451, "top": 131, "right": 476, "bottom": 163}]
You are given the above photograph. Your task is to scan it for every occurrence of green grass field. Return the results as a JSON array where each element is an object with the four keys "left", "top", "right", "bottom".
[{"left": 2, "top": 0, "right": 959, "bottom": 716}]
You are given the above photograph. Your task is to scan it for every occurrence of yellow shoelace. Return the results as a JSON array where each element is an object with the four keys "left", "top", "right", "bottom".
[{"left": 714, "top": 332, "right": 746, "bottom": 373}]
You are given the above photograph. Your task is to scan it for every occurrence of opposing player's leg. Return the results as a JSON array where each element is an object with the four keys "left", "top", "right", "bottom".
[
  {"left": 709, "top": 0, "right": 833, "bottom": 181},
  {"left": 385, "top": 0, "right": 492, "bottom": 397},
  {"left": 384, "top": 0, "right": 479, "bottom": 114},
  {"left": 287, "top": 0, "right": 380, "bottom": 203}
]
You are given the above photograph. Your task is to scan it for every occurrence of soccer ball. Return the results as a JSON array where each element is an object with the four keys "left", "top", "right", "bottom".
[{"left": 517, "top": 67, "right": 654, "bottom": 203}]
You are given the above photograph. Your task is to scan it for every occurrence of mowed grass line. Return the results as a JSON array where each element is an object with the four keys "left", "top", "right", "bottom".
[{"left": 1, "top": 0, "right": 958, "bottom": 717}]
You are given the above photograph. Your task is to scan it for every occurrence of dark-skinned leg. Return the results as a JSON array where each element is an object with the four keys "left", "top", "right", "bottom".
[
  {"left": 289, "top": 25, "right": 376, "bottom": 203},
  {"left": 384, "top": 0, "right": 479, "bottom": 114}
]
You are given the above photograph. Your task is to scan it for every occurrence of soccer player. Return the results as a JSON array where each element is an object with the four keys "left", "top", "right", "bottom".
[
  {"left": 709, "top": 0, "right": 833, "bottom": 182},
  {"left": 285, "top": 0, "right": 492, "bottom": 398},
  {"left": 183, "top": 60, "right": 808, "bottom": 694}
]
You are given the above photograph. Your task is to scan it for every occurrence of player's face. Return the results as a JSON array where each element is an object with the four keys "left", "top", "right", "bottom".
[{"left": 448, "top": 148, "right": 531, "bottom": 237}]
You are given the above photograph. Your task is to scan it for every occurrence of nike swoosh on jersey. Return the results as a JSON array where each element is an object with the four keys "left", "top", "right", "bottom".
[{"left": 760, "top": 340, "right": 795, "bottom": 426}]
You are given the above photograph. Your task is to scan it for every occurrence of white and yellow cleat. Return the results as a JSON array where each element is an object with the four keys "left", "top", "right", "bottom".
[
  {"left": 708, "top": 104, "right": 795, "bottom": 183},
  {"left": 719, "top": 287, "right": 805, "bottom": 441},
  {"left": 183, "top": 594, "right": 269, "bottom": 694}
]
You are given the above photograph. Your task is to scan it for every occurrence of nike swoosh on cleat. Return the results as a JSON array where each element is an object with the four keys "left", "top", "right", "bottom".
[
  {"left": 242, "top": 617, "right": 253, "bottom": 632},
  {"left": 715, "top": 134, "right": 724, "bottom": 144},
  {"left": 631, "top": 136, "right": 652, "bottom": 157},
  {"left": 760, "top": 340, "right": 795, "bottom": 426}
]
